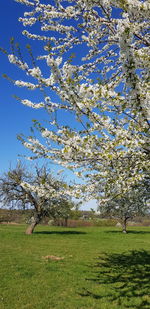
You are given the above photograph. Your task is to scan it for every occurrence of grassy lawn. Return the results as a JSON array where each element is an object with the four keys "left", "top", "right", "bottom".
[{"left": 0, "top": 224, "right": 150, "bottom": 309}]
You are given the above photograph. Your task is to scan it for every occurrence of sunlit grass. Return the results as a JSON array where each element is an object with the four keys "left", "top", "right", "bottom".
[{"left": 0, "top": 224, "right": 150, "bottom": 309}]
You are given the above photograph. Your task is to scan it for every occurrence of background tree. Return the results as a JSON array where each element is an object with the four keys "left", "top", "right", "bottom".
[
  {"left": 0, "top": 162, "right": 74, "bottom": 234},
  {"left": 98, "top": 178, "right": 150, "bottom": 233}
]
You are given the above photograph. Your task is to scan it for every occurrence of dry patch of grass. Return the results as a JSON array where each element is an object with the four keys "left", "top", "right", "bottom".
[{"left": 42, "top": 255, "right": 64, "bottom": 261}]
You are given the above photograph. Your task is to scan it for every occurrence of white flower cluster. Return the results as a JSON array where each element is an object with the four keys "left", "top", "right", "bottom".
[
  {"left": 8, "top": 54, "right": 28, "bottom": 70},
  {"left": 28, "top": 67, "right": 42, "bottom": 78},
  {"left": 15, "top": 0, "right": 35, "bottom": 6},
  {"left": 21, "top": 99, "right": 44, "bottom": 109},
  {"left": 15, "top": 80, "right": 38, "bottom": 90}
]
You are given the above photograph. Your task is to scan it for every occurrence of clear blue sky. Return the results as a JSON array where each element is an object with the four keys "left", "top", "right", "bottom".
[{"left": 0, "top": 1, "right": 39, "bottom": 172}]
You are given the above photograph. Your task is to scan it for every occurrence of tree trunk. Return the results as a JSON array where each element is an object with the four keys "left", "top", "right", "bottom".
[
  {"left": 64, "top": 217, "right": 68, "bottom": 227},
  {"left": 25, "top": 215, "right": 41, "bottom": 235},
  {"left": 25, "top": 221, "right": 38, "bottom": 235},
  {"left": 122, "top": 217, "right": 128, "bottom": 233}
]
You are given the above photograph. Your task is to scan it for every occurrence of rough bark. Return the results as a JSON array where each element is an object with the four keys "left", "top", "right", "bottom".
[
  {"left": 25, "top": 214, "right": 41, "bottom": 234},
  {"left": 25, "top": 221, "right": 38, "bottom": 234}
]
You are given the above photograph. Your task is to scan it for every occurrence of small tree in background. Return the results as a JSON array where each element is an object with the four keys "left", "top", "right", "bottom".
[
  {"left": 0, "top": 162, "right": 74, "bottom": 234},
  {"left": 99, "top": 179, "right": 150, "bottom": 233}
]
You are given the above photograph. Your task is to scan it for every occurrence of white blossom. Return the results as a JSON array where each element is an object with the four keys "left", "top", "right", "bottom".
[{"left": 28, "top": 67, "right": 42, "bottom": 78}]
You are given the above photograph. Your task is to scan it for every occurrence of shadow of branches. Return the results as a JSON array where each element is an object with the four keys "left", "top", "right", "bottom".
[{"left": 81, "top": 250, "right": 150, "bottom": 308}]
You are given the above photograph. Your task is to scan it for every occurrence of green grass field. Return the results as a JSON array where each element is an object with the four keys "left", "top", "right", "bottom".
[{"left": 0, "top": 224, "right": 150, "bottom": 309}]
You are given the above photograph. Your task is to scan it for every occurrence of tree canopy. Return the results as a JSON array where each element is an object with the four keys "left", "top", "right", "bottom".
[{"left": 0, "top": 162, "right": 74, "bottom": 233}]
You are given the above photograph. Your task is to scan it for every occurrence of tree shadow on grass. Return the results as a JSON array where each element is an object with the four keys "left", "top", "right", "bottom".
[
  {"left": 34, "top": 230, "right": 87, "bottom": 235},
  {"left": 105, "top": 230, "right": 150, "bottom": 234},
  {"left": 80, "top": 250, "right": 150, "bottom": 308}
]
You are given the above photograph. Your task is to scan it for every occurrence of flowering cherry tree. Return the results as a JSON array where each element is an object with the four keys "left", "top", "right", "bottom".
[
  {"left": 98, "top": 176, "right": 150, "bottom": 232},
  {"left": 3, "top": 0, "right": 150, "bottom": 212},
  {"left": 0, "top": 162, "right": 74, "bottom": 234}
]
